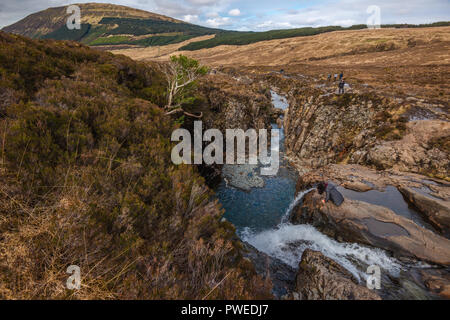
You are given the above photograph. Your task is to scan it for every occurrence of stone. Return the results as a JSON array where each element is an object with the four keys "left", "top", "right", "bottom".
[
  {"left": 291, "top": 191, "right": 450, "bottom": 266},
  {"left": 222, "top": 164, "right": 265, "bottom": 191},
  {"left": 242, "top": 242, "right": 296, "bottom": 298},
  {"left": 294, "top": 249, "right": 381, "bottom": 300},
  {"left": 399, "top": 187, "right": 450, "bottom": 238}
]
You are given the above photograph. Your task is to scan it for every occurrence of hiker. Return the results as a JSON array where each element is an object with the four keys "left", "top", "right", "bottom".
[
  {"left": 339, "top": 72, "right": 344, "bottom": 81},
  {"left": 338, "top": 79, "right": 345, "bottom": 94},
  {"left": 317, "top": 182, "right": 344, "bottom": 206},
  {"left": 327, "top": 74, "right": 332, "bottom": 81},
  {"left": 334, "top": 73, "right": 338, "bottom": 81}
]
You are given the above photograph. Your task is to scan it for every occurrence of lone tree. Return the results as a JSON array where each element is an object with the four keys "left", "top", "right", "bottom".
[{"left": 162, "top": 55, "right": 208, "bottom": 118}]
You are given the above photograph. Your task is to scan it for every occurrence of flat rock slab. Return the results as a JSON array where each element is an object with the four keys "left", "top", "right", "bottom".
[
  {"left": 295, "top": 164, "right": 450, "bottom": 237},
  {"left": 291, "top": 191, "right": 450, "bottom": 266},
  {"left": 399, "top": 186, "right": 450, "bottom": 238}
]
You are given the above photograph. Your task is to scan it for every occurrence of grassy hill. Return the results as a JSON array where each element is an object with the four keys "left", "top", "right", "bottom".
[{"left": 2, "top": 3, "right": 222, "bottom": 48}]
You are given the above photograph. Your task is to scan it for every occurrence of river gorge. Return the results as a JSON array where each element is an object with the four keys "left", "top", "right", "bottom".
[{"left": 214, "top": 89, "right": 448, "bottom": 300}]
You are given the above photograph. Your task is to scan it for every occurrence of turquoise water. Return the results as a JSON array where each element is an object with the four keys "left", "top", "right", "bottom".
[
  {"left": 214, "top": 91, "right": 437, "bottom": 299},
  {"left": 216, "top": 165, "right": 297, "bottom": 233},
  {"left": 216, "top": 91, "right": 297, "bottom": 233}
]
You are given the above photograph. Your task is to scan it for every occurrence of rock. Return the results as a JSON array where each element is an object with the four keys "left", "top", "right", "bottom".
[
  {"left": 294, "top": 249, "right": 381, "bottom": 300},
  {"left": 270, "top": 108, "right": 284, "bottom": 122},
  {"left": 420, "top": 269, "right": 450, "bottom": 299},
  {"left": 291, "top": 191, "right": 450, "bottom": 266},
  {"left": 242, "top": 242, "right": 296, "bottom": 298},
  {"left": 399, "top": 187, "right": 450, "bottom": 238},
  {"left": 222, "top": 164, "right": 264, "bottom": 191},
  {"left": 282, "top": 77, "right": 449, "bottom": 178},
  {"left": 341, "top": 180, "right": 373, "bottom": 192},
  {"left": 366, "top": 120, "right": 450, "bottom": 177}
]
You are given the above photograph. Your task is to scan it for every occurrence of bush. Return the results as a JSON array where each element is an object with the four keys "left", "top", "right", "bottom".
[{"left": 0, "top": 31, "right": 271, "bottom": 300}]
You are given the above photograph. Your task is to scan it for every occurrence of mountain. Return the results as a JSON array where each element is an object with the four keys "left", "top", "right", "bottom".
[{"left": 2, "top": 3, "right": 223, "bottom": 47}]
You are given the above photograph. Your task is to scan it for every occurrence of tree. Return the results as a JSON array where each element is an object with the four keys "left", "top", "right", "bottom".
[{"left": 162, "top": 55, "right": 208, "bottom": 118}]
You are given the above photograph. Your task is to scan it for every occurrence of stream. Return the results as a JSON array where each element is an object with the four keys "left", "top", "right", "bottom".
[{"left": 215, "top": 91, "right": 437, "bottom": 300}]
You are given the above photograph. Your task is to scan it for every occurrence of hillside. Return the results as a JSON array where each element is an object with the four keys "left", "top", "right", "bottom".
[
  {"left": 114, "top": 26, "right": 450, "bottom": 102},
  {"left": 0, "top": 31, "right": 272, "bottom": 299},
  {"left": 2, "top": 3, "right": 222, "bottom": 47}
]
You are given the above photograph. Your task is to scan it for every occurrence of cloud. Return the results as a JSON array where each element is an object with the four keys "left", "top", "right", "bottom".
[
  {"left": 186, "top": 0, "right": 220, "bottom": 5},
  {"left": 206, "top": 16, "right": 231, "bottom": 27},
  {"left": 228, "top": 8, "right": 241, "bottom": 16},
  {"left": 256, "top": 20, "right": 293, "bottom": 30},
  {"left": 183, "top": 14, "right": 199, "bottom": 23}
]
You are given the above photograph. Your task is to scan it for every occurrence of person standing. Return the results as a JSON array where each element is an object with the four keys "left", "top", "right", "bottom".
[
  {"left": 338, "top": 79, "right": 345, "bottom": 94},
  {"left": 339, "top": 72, "right": 344, "bottom": 81}
]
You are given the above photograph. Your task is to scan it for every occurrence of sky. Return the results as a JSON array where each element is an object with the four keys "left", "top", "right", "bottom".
[{"left": 0, "top": 0, "right": 449, "bottom": 30}]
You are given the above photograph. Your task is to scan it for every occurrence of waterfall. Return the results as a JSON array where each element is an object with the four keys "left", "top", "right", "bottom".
[
  {"left": 281, "top": 188, "right": 314, "bottom": 224},
  {"left": 240, "top": 188, "right": 404, "bottom": 282}
]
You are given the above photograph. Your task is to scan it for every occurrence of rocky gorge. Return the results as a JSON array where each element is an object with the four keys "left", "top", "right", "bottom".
[{"left": 201, "top": 68, "right": 449, "bottom": 300}]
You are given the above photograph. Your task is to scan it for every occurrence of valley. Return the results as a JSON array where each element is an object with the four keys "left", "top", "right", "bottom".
[{"left": 0, "top": 2, "right": 449, "bottom": 301}]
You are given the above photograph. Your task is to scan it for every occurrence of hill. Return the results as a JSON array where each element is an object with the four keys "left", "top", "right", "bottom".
[
  {"left": 2, "top": 3, "right": 223, "bottom": 47},
  {"left": 113, "top": 26, "right": 449, "bottom": 102},
  {"left": 0, "top": 30, "right": 271, "bottom": 299},
  {"left": 178, "top": 22, "right": 450, "bottom": 51}
]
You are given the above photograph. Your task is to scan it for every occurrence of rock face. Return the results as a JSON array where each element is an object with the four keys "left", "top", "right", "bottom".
[
  {"left": 366, "top": 120, "right": 450, "bottom": 179},
  {"left": 282, "top": 80, "right": 449, "bottom": 179},
  {"left": 284, "top": 89, "right": 399, "bottom": 169},
  {"left": 399, "top": 187, "right": 450, "bottom": 238},
  {"left": 293, "top": 249, "right": 381, "bottom": 300},
  {"left": 195, "top": 72, "right": 274, "bottom": 185},
  {"left": 200, "top": 73, "right": 273, "bottom": 132},
  {"left": 242, "top": 242, "right": 296, "bottom": 298},
  {"left": 291, "top": 191, "right": 450, "bottom": 266}
]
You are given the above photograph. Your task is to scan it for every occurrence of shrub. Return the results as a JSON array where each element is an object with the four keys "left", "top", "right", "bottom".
[{"left": 0, "top": 31, "right": 271, "bottom": 300}]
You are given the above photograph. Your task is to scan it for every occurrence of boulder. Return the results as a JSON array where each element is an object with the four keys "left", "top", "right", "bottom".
[
  {"left": 291, "top": 191, "right": 450, "bottom": 266},
  {"left": 222, "top": 164, "right": 264, "bottom": 191},
  {"left": 399, "top": 186, "right": 450, "bottom": 238},
  {"left": 242, "top": 242, "right": 296, "bottom": 298},
  {"left": 420, "top": 269, "right": 450, "bottom": 299},
  {"left": 294, "top": 249, "right": 381, "bottom": 300}
]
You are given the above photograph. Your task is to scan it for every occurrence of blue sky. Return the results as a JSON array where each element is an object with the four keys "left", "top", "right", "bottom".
[{"left": 1, "top": 0, "right": 449, "bottom": 30}]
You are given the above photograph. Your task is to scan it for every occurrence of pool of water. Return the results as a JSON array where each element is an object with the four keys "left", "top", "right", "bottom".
[
  {"left": 216, "top": 168, "right": 297, "bottom": 233},
  {"left": 216, "top": 91, "right": 296, "bottom": 232},
  {"left": 337, "top": 186, "right": 437, "bottom": 231}
]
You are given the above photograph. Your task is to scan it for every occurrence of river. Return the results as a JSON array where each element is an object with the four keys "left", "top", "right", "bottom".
[{"left": 215, "top": 91, "right": 436, "bottom": 299}]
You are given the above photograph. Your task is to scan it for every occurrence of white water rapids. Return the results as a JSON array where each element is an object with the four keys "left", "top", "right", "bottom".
[{"left": 240, "top": 189, "right": 404, "bottom": 282}]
